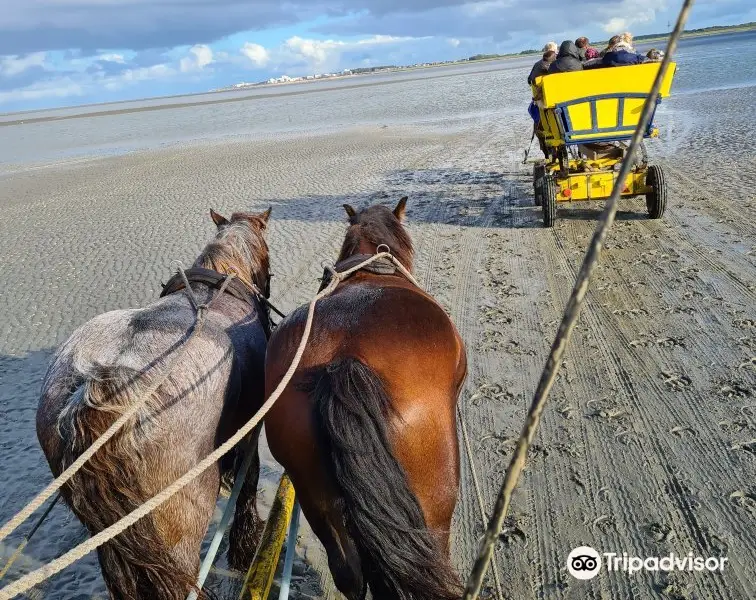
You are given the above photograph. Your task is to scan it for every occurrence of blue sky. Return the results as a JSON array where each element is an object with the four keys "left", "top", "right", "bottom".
[{"left": 1, "top": 0, "right": 753, "bottom": 112}]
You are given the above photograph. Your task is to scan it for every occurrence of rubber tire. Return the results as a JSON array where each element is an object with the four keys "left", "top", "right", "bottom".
[
  {"left": 542, "top": 175, "right": 557, "bottom": 228},
  {"left": 645, "top": 165, "right": 667, "bottom": 219},
  {"left": 533, "top": 165, "right": 545, "bottom": 207}
]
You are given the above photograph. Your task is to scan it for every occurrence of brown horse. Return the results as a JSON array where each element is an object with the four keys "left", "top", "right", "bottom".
[
  {"left": 264, "top": 197, "right": 467, "bottom": 600},
  {"left": 36, "top": 208, "right": 272, "bottom": 599}
]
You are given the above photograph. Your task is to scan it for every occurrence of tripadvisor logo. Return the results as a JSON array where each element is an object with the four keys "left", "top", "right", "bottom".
[
  {"left": 567, "top": 546, "right": 728, "bottom": 579},
  {"left": 567, "top": 546, "right": 602, "bottom": 580}
]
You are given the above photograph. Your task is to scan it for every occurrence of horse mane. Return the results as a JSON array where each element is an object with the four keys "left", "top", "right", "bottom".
[
  {"left": 337, "top": 205, "right": 414, "bottom": 271},
  {"left": 194, "top": 212, "right": 270, "bottom": 293}
]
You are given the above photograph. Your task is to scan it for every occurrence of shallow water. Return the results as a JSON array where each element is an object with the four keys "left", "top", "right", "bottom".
[{"left": 0, "top": 30, "right": 752, "bottom": 170}]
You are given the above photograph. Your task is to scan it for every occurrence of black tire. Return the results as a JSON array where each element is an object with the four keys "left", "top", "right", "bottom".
[
  {"left": 542, "top": 175, "right": 557, "bottom": 228},
  {"left": 645, "top": 165, "right": 667, "bottom": 219},
  {"left": 533, "top": 165, "right": 545, "bottom": 206}
]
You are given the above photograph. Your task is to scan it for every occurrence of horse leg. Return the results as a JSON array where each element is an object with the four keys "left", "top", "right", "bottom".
[
  {"left": 390, "top": 393, "right": 461, "bottom": 565},
  {"left": 228, "top": 427, "right": 264, "bottom": 570},
  {"left": 297, "top": 488, "right": 365, "bottom": 600},
  {"left": 144, "top": 469, "right": 219, "bottom": 599},
  {"left": 266, "top": 387, "right": 365, "bottom": 599}
]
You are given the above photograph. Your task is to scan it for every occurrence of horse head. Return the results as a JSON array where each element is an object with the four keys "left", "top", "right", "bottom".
[
  {"left": 338, "top": 197, "right": 413, "bottom": 271},
  {"left": 196, "top": 207, "right": 272, "bottom": 296}
]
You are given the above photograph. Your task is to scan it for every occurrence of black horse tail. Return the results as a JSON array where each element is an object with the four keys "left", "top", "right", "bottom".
[{"left": 309, "top": 357, "right": 461, "bottom": 600}]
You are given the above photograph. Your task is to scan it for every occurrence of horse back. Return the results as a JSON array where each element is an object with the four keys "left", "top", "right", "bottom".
[{"left": 266, "top": 275, "right": 466, "bottom": 422}]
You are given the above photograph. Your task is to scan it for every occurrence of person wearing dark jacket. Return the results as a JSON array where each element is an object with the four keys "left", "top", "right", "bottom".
[
  {"left": 527, "top": 50, "right": 556, "bottom": 85},
  {"left": 548, "top": 41, "right": 584, "bottom": 74},
  {"left": 602, "top": 40, "right": 647, "bottom": 67}
]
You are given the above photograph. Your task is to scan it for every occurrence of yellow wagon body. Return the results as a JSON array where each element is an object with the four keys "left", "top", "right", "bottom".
[{"left": 530, "top": 62, "right": 677, "bottom": 226}]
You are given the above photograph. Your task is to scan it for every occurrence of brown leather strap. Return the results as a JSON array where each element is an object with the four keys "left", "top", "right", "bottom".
[
  {"left": 160, "top": 267, "right": 271, "bottom": 337},
  {"left": 318, "top": 254, "right": 402, "bottom": 292}
]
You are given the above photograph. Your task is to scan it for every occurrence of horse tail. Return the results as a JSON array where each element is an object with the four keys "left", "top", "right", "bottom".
[
  {"left": 49, "top": 362, "right": 209, "bottom": 600},
  {"left": 309, "top": 358, "right": 461, "bottom": 600}
]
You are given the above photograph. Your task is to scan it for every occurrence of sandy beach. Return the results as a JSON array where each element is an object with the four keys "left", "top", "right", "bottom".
[{"left": 1, "top": 31, "right": 755, "bottom": 600}]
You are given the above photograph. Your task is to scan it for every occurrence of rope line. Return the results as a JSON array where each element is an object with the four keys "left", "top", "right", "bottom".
[
  {"left": 0, "top": 268, "right": 235, "bottom": 547},
  {"left": 0, "top": 252, "right": 410, "bottom": 600},
  {"left": 462, "top": 2, "right": 695, "bottom": 596},
  {"left": 457, "top": 406, "right": 505, "bottom": 600},
  {"left": 0, "top": 494, "right": 60, "bottom": 582}
]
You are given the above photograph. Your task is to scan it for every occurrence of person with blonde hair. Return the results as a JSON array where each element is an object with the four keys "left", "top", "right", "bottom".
[
  {"left": 602, "top": 31, "right": 647, "bottom": 66},
  {"left": 543, "top": 41, "right": 558, "bottom": 53}
]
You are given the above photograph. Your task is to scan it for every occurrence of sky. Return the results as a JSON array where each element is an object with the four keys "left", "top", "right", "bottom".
[{"left": 0, "top": 0, "right": 753, "bottom": 112}]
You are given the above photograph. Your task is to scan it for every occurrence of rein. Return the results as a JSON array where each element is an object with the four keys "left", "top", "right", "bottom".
[{"left": 318, "top": 253, "right": 405, "bottom": 292}]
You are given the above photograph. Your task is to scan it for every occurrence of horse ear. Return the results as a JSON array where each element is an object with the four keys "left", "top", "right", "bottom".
[
  {"left": 210, "top": 209, "right": 229, "bottom": 227},
  {"left": 343, "top": 204, "right": 357, "bottom": 219},
  {"left": 259, "top": 206, "right": 272, "bottom": 228},
  {"left": 393, "top": 196, "right": 408, "bottom": 221}
]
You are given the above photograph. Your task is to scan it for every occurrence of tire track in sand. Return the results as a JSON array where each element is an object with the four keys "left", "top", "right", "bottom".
[{"left": 550, "top": 216, "right": 753, "bottom": 599}]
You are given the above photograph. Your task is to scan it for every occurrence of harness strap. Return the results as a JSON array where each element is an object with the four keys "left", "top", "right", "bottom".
[
  {"left": 160, "top": 266, "right": 272, "bottom": 338},
  {"left": 318, "top": 254, "right": 402, "bottom": 292}
]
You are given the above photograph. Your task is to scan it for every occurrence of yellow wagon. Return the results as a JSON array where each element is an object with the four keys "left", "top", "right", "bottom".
[{"left": 531, "top": 62, "right": 677, "bottom": 227}]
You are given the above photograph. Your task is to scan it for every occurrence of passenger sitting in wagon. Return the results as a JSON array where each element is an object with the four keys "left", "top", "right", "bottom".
[
  {"left": 548, "top": 40, "right": 584, "bottom": 74},
  {"left": 575, "top": 37, "right": 599, "bottom": 61},
  {"left": 528, "top": 50, "right": 556, "bottom": 85},
  {"left": 600, "top": 35, "right": 622, "bottom": 57},
  {"left": 601, "top": 32, "right": 648, "bottom": 66}
]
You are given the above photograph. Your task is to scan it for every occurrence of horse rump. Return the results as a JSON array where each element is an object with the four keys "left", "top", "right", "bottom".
[
  {"left": 307, "top": 357, "right": 461, "bottom": 600},
  {"left": 43, "top": 363, "right": 209, "bottom": 600}
]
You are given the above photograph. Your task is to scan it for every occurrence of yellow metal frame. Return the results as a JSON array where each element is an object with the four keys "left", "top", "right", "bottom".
[
  {"left": 531, "top": 63, "right": 677, "bottom": 207},
  {"left": 239, "top": 473, "right": 296, "bottom": 600},
  {"left": 544, "top": 157, "right": 651, "bottom": 203}
]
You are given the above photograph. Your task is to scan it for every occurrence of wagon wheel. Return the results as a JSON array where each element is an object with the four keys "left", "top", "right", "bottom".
[
  {"left": 645, "top": 165, "right": 667, "bottom": 219},
  {"left": 533, "top": 165, "right": 545, "bottom": 207},
  {"left": 542, "top": 175, "right": 557, "bottom": 228}
]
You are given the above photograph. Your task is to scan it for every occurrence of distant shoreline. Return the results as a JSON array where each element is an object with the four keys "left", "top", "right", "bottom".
[
  {"left": 2, "top": 22, "right": 753, "bottom": 120},
  {"left": 214, "top": 23, "right": 756, "bottom": 92}
]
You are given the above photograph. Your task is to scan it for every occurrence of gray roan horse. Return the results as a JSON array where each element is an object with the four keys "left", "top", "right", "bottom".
[{"left": 36, "top": 208, "right": 272, "bottom": 599}]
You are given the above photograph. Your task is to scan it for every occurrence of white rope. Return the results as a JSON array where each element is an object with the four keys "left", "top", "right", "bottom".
[{"left": 0, "top": 251, "right": 410, "bottom": 600}]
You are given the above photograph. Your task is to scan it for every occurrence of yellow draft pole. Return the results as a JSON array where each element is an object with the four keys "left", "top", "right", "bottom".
[{"left": 239, "top": 474, "right": 296, "bottom": 600}]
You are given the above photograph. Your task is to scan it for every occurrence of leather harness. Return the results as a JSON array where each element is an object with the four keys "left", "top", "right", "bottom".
[
  {"left": 160, "top": 266, "right": 272, "bottom": 338},
  {"left": 318, "top": 254, "right": 404, "bottom": 292}
]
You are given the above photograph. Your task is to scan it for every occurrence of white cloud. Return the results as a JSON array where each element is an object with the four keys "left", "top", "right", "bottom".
[
  {"left": 0, "top": 52, "right": 47, "bottom": 76},
  {"left": 602, "top": 5, "right": 657, "bottom": 34},
  {"left": 278, "top": 34, "right": 419, "bottom": 68},
  {"left": 241, "top": 42, "right": 269, "bottom": 66},
  {"left": 0, "top": 61, "right": 177, "bottom": 105},
  {"left": 119, "top": 63, "right": 174, "bottom": 82},
  {"left": 97, "top": 53, "right": 126, "bottom": 64},
  {"left": 179, "top": 44, "right": 213, "bottom": 72},
  {"left": 448, "top": 38, "right": 461, "bottom": 47}
]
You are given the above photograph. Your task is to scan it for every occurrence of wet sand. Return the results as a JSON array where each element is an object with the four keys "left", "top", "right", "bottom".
[{"left": 1, "top": 53, "right": 755, "bottom": 599}]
